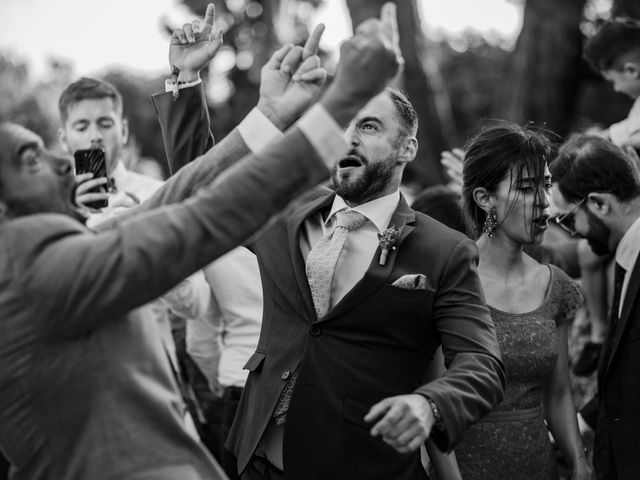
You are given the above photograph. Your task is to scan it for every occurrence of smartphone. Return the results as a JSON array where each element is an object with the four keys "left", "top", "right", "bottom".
[{"left": 73, "top": 148, "right": 109, "bottom": 209}]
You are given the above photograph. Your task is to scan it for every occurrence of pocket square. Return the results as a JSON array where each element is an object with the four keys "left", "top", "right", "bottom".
[{"left": 391, "top": 274, "right": 427, "bottom": 290}]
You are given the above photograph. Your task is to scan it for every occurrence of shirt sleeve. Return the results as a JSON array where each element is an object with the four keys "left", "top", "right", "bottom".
[
  {"left": 297, "top": 103, "right": 349, "bottom": 169},
  {"left": 162, "top": 270, "right": 212, "bottom": 320}
]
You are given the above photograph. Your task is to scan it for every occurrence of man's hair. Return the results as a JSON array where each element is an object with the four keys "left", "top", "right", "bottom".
[
  {"left": 461, "top": 121, "right": 556, "bottom": 239},
  {"left": 584, "top": 17, "right": 640, "bottom": 72},
  {"left": 549, "top": 135, "right": 640, "bottom": 203},
  {"left": 387, "top": 88, "right": 418, "bottom": 139},
  {"left": 58, "top": 77, "right": 123, "bottom": 123}
]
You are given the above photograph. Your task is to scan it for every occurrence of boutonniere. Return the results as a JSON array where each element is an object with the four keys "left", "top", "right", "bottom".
[{"left": 377, "top": 225, "right": 402, "bottom": 266}]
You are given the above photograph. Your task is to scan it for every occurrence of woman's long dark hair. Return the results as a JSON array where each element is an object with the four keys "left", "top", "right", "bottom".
[{"left": 461, "top": 121, "right": 557, "bottom": 240}]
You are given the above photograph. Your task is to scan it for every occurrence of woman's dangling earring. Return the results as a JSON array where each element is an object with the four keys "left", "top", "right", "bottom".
[{"left": 483, "top": 208, "right": 498, "bottom": 237}]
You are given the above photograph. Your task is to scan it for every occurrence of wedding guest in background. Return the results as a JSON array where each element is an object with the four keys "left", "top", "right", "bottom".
[
  {"left": 551, "top": 136, "right": 640, "bottom": 480},
  {"left": 430, "top": 122, "right": 591, "bottom": 480}
]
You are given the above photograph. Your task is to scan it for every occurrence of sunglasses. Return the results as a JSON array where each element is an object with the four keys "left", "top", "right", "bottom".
[{"left": 554, "top": 197, "right": 587, "bottom": 236}]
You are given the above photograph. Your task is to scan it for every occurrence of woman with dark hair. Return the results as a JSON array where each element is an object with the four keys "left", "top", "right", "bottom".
[{"left": 429, "top": 122, "right": 591, "bottom": 480}]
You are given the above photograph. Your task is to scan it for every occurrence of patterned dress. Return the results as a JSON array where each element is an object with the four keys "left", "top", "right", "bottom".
[{"left": 454, "top": 265, "right": 583, "bottom": 480}]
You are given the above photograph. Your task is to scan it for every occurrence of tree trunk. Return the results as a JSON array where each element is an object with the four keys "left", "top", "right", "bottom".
[
  {"left": 499, "top": 0, "right": 587, "bottom": 136},
  {"left": 345, "top": 0, "right": 448, "bottom": 188}
]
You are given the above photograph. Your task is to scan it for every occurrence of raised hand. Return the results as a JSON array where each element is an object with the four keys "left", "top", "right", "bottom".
[
  {"left": 364, "top": 394, "right": 435, "bottom": 454},
  {"left": 319, "top": 2, "right": 401, "bottom": 127},
  {"left": 169, "top": 3, "right": 224, "bottom": 82},
  {"left": 256, "top": 23, "right": 327, "bottom": 130}
]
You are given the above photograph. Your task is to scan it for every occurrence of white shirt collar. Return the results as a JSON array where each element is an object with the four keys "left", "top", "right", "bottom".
[
  {"left": 616, "top": 215, "right": 640, "bottom": 272},
  {"left": 327, "top": 191, "right": 401, "bottom": 233}
]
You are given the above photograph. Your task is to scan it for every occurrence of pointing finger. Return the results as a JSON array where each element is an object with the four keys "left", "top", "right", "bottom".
[
  {"left": 303, "top": 23, "right": 325, "bottom": 60},
  {"left": 204, "top": 3, "right": 215, "bottom": 28},
  {"left": 381, "top": 2, "right": 403, "bottom": 65}
]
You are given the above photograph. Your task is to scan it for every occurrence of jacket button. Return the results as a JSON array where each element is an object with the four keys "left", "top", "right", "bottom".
[
  {"left": 281, "top": 370, "right": 291, "bottom": 380},
  {"left": 310, "top": 327, "right": 321, "bottom": 337}
]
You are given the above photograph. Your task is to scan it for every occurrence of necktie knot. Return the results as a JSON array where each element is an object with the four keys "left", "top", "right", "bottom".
[{"left": 334, "top": 209, "right": 366, "bottom": 232}]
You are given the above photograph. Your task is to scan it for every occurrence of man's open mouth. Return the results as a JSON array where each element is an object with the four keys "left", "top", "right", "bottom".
[{"left": 338, "top": 155, "right": 363, "bottom": 169}]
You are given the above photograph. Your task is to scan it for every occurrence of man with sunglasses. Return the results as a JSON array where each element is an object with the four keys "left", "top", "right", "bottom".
[{"left": 550, "top": 135, "right": 640, "bottom": 480}]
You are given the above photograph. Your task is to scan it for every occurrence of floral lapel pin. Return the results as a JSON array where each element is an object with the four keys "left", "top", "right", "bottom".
[{"left": 377, "top": 225, "right": 402, "bottom": 266}]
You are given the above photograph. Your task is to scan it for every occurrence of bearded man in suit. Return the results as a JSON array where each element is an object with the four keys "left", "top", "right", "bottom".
[
  {"left": 154, "top": 5, "right": 506, "bottom": 480},
  {"left": 551, "top": 136, "right": 640, "bottom": 480}
]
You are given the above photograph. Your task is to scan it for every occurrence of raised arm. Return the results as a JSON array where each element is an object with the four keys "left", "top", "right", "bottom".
[
  {"left": 25, "top": 8, "right": 400, "bottom": 337},
  {"left": 151, "top": 3, "right": 224, "bottom": 172}
]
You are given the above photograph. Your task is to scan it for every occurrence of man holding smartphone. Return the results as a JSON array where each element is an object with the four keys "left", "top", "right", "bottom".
[{"left": 56, "top": 74, "right": 215, "bottom": 438}]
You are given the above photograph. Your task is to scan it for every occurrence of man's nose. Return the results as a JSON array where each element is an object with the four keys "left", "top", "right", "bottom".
[
  {"left": 87, "top": 125, "right": 103, "bottom": 144},
  {"left": 344, "top": 126, "right": 360, "bottom": 147}
]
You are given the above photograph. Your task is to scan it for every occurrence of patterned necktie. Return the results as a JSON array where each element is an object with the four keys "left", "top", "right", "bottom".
[
  {"left": 305, "top": 209, "right": 367, "bottom": 319},
  {"left": 272, "top": 210, "right": 367, "bottom": 426}
]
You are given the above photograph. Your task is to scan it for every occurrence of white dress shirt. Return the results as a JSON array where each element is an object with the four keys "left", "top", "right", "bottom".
[
  {"left": 187, "top": 247, "right": 263, "bottom": 390},
  {"left": 301, "top": 191, "right": 401, "bottom": 309}
]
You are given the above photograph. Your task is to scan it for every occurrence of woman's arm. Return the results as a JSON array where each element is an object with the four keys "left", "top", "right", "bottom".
[{"left": 543, "top": 322, "right": 592, "bottom": 480}]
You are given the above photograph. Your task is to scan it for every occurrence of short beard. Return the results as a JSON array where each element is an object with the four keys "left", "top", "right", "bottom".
[
  {"left": 584, "top": 209, "right": 612, "bottom": 256},
  {"left": 331, "top": 156, "right": 397, "bottom": 204}
]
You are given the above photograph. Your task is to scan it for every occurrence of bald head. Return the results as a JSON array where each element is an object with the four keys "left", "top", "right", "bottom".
[{"left": 0, "top": 123, "right": 79, "bottom": 221}]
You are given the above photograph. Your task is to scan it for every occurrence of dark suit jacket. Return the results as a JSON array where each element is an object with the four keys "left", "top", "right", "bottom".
[
  {"left": 0, "top": 103, "right": 330, "bottom": 480},
  {"left": 595, "top": 251, "right": 640, "bottom": 480},
  {"left": 155, "top": 87, "right": 506, "bottom": 480}
]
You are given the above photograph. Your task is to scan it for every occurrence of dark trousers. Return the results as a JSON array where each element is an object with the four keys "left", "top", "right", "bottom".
[
  {"left": 240, "top": 456, "right": 284, "bottom": 480},
  {"left": 220, "top": 386, "right": 244, "bottom": 480}
]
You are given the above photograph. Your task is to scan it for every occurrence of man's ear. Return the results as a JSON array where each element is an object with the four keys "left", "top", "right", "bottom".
[
  {"left": 58, "top": 127, "right": 70, "bottom": 155},
  {"left": 398, "top": 136, "right": 417, "bottom": 164},
  {"left": 586, "top": 192, "right": 613, "bottom": 216},
  {"left": 472, "top": 187, "right": 494, "bottom": 212},
  {"left": 121, "top": 118, "right": 129, "bottom": 145}
]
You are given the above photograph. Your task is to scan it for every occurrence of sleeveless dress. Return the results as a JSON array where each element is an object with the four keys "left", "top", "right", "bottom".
[{"left": 453, "top": 265, "right": 583, "bottom": 480}]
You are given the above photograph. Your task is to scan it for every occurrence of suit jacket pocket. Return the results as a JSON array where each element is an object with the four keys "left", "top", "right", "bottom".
[
  {"left": 343, "top": 396, "right": 373, "bottom": 430},
  {"left": 243, "top": 351, "right": 266, "bottom": 371},
  {"left": 380, "top": 283, "right": 431, "bottom": 301}
]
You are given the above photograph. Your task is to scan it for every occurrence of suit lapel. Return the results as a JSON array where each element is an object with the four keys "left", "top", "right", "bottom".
[
  {"left": 321, "top": 196, "right": 416, "bottom": 322},
  {"left": 603, "top": 255, "right": 640, "bottom": 381},
  {"left": 287, "top": 190, "right": 336, "bottom": 322}
]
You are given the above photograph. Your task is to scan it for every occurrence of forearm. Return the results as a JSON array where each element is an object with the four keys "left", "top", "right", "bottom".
[
  {"left": 151, "top": 81, "right": 214, "bottom": 173},
  {"left": 544, "top": 386, "right": 587, "bottom": 470}
]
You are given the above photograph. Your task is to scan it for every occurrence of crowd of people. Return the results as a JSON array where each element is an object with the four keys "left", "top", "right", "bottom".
[{"left": 1, "top": 3, "right": 639, "bottom": 480}]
